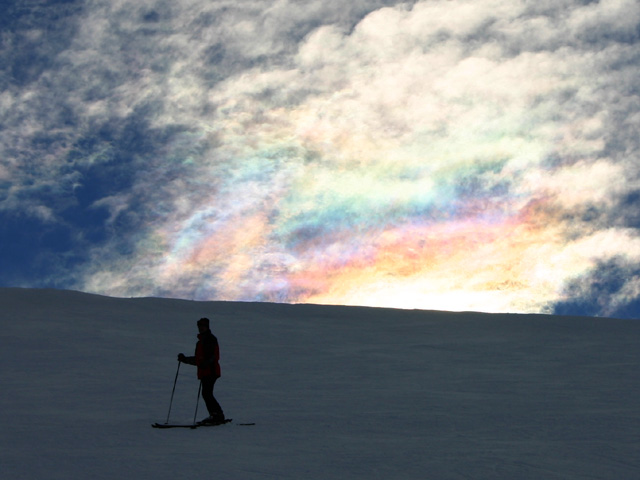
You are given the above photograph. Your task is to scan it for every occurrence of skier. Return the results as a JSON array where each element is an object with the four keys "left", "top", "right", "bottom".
[{"left": 178, "top": 317, "right": 225, "bottom": 424}]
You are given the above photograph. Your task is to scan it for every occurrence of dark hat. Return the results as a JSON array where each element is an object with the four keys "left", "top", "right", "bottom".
[{"left": 197, "top": 317, "right": 210, "bottom": 327}]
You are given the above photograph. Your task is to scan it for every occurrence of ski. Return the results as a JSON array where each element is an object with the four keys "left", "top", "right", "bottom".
[
  {"left": 152, "top": 419, "right": 232, "bottom": 429},
  {"left": 152, "top": 423, "right": 198, "bottom": 429},
  {"left": 152, "top": 419, "right": 255, "bottom": 429}
]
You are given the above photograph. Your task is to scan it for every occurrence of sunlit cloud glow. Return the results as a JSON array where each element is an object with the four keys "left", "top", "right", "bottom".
[{"left": 1, "top": 0, "right": 639, "bottom": 317}]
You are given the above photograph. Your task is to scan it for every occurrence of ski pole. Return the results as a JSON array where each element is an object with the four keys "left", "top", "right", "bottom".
[
  {"left": 193, "top": 380, "right": 202, "bottom": 425},
  {"left": 165, "top": 361, "right": 181, "bottom": 424}
]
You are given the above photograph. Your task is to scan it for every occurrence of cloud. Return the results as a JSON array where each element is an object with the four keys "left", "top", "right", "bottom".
[
  {"left": 1, "top": 0, "right": 639, "bottom": 317},
  {"left": 554, "top": 256, "right": 640, "bottom": 318}
]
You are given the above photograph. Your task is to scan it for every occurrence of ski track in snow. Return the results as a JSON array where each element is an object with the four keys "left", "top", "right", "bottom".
[{"left": 1, "top": 288, "right": 639, "bottom": 479}]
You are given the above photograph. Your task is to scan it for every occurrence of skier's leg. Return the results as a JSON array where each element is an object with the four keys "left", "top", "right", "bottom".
[{"left": 201, "top": 376, "right": 224, "bottom": 418}]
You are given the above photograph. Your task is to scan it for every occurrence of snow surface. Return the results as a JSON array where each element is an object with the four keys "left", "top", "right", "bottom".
[{"left": 1, "top": 288, "right": 639, "bottom": 479}]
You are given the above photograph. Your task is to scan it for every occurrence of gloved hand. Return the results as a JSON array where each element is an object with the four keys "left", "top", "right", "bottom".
[{"left": 177, "top": 353, "right": 186, "bottom": 362}]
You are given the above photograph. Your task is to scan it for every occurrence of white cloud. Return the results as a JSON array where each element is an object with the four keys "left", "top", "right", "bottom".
[
  {"left": 568, "top": 0, "right": 640, "bottom": 38},
  {"left": 2, "top": 0, "right": 639, "bottom": 315}
]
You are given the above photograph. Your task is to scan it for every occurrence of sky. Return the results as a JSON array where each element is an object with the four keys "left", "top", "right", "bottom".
[{"left": 1, "top": 0, "right": 639, "bottom": 318}]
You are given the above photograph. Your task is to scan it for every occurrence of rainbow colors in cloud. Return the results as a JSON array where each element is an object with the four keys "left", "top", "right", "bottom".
[{"left": 2, "top": 0, "right": 640, "bottom": 317}]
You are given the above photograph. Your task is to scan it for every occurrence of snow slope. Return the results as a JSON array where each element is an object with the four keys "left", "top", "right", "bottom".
[{"left": 1, "top": 288, "right": 639, "bottom": 479}]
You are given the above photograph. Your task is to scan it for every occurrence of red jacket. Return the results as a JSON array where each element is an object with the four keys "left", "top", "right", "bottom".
[{"left": 183, "top": 330, "right": 221, "bottom": 379}]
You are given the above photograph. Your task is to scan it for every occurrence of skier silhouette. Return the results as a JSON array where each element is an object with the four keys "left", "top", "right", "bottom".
[{"left": 178, "top": 317, "right": 225, "bottom": 423}]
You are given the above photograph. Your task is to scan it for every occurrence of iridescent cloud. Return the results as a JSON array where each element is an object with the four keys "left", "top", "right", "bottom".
[{"left": 2, "top": 0, "right": 639, "bottom": 316}]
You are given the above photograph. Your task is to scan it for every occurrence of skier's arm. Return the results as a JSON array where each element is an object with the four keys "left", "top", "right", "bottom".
[
  {"left": 177, "top": 353, "right": 196, "bottom": 365},
  {"left": 203, "top": 342, "right": 219, "bottom": 367}
]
